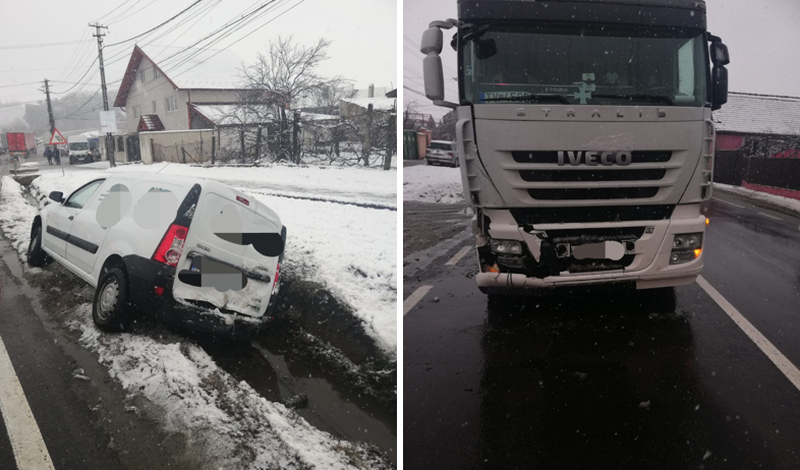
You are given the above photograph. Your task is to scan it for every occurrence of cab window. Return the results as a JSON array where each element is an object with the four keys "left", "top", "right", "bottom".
[{"left": 65, "top": 179, "right": 106, "bottom": 209}]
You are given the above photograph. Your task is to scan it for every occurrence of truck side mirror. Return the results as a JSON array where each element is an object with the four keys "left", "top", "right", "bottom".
[
  {"left": 710, "top": 42, "right": 730, "bottom": 66},
  {"left": 49, "top": 191, "right": 64, "bottom": 203},
  {"left": 421, "top": 27, "right": 445, "bottom": 101},
  {"left": 711, "top": 65, "right": 728, "bottom": 111}
]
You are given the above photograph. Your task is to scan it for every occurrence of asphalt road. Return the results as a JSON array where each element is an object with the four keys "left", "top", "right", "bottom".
[{"left": 403, "top": 192, "right": 800, "bottom": 469}]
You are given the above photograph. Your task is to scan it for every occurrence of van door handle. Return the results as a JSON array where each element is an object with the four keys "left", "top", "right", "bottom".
[{"left": 68, "top": 215, "right": 74, "bottom": 220}]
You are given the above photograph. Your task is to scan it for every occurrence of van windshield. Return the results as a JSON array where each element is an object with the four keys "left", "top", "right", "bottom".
[{"left": 69, "top": 142, "right": 89, "bottom": 151}]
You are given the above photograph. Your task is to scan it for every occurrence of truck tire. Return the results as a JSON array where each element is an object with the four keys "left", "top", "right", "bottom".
[
  {"left": 27, "top": 224, "right": 49, "bottom": 267},
  {"left": 93, "top": 267, "right": 132, "bottom": 332}
]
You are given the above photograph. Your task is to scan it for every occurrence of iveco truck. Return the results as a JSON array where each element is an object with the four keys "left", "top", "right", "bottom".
[{"left": 422, "top": 0, "right": 729, "bottom": 294}]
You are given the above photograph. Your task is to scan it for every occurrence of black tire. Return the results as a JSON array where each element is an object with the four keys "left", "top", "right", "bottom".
[
  {"left": 92, "top": 267, "right": 132, "bottom": 332},
  {"left": 27, "top": 224, "right": 48, "bottom": 267},
  {"left": 426, "top": 159, "right": 431, "bottom": 165}
]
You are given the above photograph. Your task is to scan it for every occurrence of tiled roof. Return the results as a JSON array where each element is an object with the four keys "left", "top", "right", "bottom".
[
  {"left": 138, "top": 114, "right": 165, "bottom": 132},
  {"left": 714, "top": 92, "right": 800, "bottom": 136}
]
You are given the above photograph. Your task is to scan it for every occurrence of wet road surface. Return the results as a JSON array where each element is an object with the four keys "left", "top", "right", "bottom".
[{"left": 403, "top": 191, "right": 800, "bottom": 469}]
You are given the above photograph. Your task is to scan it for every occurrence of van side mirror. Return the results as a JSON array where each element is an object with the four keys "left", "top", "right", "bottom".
[
  {"left": 711, "top": 66, "right": 728, "bottom": 111},
  {"left": 49, "top": 191, "right": 64, "bottom": 203},
  {"left": 421, "top": 27, "right": 445, "bottom": 101}
]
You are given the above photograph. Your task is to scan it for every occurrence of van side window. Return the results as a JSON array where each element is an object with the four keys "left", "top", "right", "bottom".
[{"left": 65, "top": 179, "right": 106, "bottom": 209}]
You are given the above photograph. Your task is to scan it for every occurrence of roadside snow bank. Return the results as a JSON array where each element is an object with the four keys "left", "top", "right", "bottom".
[
  {"left": 71, "top": 310, "right": 388, "bottom": 470},
  {"left": 0, "top": 176, "right": 38, "bottom": 261},
  {"left": 714, "top": 183, "right": 800, "bottom": 215},
  {"left": 403, "top": 165, "right": 464, "bottom": 204},
  {"left": 107, "top": 162, "right": 397, "bottom": 207}
]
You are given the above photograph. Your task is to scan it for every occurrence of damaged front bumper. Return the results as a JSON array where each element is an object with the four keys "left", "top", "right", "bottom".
[{"left": 474, "top": 205, "right": 706, "bottom": 292}]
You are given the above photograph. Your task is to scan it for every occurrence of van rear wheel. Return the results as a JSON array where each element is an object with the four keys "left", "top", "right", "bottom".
[{"left": 93, "top": 267, "right": 131, "bottom": 332}]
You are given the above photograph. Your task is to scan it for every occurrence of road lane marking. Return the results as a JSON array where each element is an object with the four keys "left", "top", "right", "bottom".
[
  {"left": 697, "top": 276, "right": 800, "bottom": 392},
  {"left": 712, "top": 198, "right": 745, "bottom": 209},
  {"left": 445, "top": 245, "right": 472, "bottom": 266},
  {"left": 757, "top": 211, "right": 783, "bottom": 221},
  {"left": 0, "top": 334, "right": 55, "bottom": 470},
  {"left": 403, "top": 285, "right": 433, "bottom": 316}
]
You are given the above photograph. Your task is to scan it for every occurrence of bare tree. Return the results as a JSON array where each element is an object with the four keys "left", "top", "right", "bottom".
[
  {"left": 237, "top": 35, "right": 341, "bottom": 164},
  {"left": 403, "top": 101, "right": 420, "bottom": 130}
]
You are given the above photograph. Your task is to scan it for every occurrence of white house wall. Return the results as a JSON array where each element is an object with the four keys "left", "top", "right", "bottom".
[
  {"left": 123, "top": 56, "right": 189, "bottom": 132},
  {"left": 188, "top": 89, "right": 241, "bottom": 104}
]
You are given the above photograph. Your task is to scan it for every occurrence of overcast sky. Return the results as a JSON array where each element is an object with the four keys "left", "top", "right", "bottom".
[
  {"left": 404, "top": 0, "right": 800, "bottom": 119},
  {"left": 0, "top": 0, "right": 396, "bottom": 108}
]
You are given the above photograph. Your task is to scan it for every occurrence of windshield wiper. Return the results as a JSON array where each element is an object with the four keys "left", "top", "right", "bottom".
[
  {"left": 591, "top": 93, "right": 675, "bottom": 105},
  {"left": 481, "top": 93, "right": 570, "bottom": 104}
]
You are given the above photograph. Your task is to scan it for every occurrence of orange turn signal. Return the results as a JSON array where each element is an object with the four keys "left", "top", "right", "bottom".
[
  {"left": 694, "top": 248, "right": 702, "bottom": 258},
  {"left": 705, "top": 217, "right": 710, "bottom": 226}
]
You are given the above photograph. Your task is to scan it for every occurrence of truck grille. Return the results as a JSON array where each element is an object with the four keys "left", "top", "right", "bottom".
[
  {"left": 511, "top": 205, "right": 675, "bottom": 224},
  {"left": 511, "top": 151, "right": 673, "bottom": 201}
]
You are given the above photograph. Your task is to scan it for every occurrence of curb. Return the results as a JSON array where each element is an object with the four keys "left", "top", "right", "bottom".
[{"left": 713, "top": 184, "right": 800, "bottom": 219}]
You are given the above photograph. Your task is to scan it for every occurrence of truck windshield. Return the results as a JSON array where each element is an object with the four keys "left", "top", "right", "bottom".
[
  {"left": 460, "top": 25, "right": 708, "bottom": 107},
  {"left": 69, "top": 142, "right": 89, "bottom": 151}
]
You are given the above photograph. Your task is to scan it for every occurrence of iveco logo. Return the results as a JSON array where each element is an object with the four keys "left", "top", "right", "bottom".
[{"left": 557, "top": 151, "right": 632, "bottom": 166}]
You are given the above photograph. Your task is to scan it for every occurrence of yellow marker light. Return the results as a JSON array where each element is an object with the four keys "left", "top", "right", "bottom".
[
  {"left": 705, "top": 217, "right": 710, "bottom": 226},
  {"left": 694, "top": 248, "right": 702, "bottom": 258}
]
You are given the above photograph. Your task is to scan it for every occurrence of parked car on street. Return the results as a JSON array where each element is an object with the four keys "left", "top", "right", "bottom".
[
  {"left": 27, "top": 173, "right": 286, "bottom": 334},
  {"left": 425, "top": 140, "right": 459, "bottom": 167}
]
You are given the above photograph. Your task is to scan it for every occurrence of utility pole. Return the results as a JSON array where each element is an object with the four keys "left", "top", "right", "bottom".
[
  {"left": 42, "top": 79, "right": 64, "bottom": 176},
  {"left": 89, "top": 22, "right": 115, "bottom": 167},
  {"left": 43, "top": 79, "right": 55, "bottom": 136}
]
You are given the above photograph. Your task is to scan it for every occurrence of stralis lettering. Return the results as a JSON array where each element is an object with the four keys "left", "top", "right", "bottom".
[{"left": 557, "top": 151, "right": 633, "bottom": 166}]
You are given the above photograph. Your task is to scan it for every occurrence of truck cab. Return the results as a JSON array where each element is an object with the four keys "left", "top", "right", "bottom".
[{"left": 422, "top": 0, "right": 730, "bottom": 294}]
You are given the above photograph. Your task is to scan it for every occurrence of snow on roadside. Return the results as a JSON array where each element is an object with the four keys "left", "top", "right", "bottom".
[
  {"left": 24, "top": 168, "right": 396, "bottom": 353},
  {"left": 0, "top": 176, "right": 39, "bottom": 261},
  {"left": 106, "top": 162, "right": 397, "bottom": 207},
  {"left": 70, "top": 309, "right": 387, "bottom": 470},
  {"left": 403, "top": 165, "right": 464, "bottom": 204},
  {"left": 714, "top": 183, "right": 800, "bottom": 215}
]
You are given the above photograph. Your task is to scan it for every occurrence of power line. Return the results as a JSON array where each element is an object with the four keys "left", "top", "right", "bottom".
[
  {"left": 167, "top": 0, "right": 307, "bottom": 79},
  {"left": 51, "top": 57, "right": 99, "bottom": 95},
  {"left": 95, "top": 0, "right": 136, "bottom": 22},
  {"left": 0, "top": 40, "right": 93, "bottom": 51},
  {"left": 106, "top": 0, "right": 145, "bottom": 23},
  {"left": 105, "top": 0, "right": 206, "bottom": 47},
  {"left": 0, "top": 81, "right": 43, "bottom": 89}
]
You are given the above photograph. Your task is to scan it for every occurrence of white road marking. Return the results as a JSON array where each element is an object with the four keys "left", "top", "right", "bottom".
[
  {"left": 757, "top": 211, "right": 783, "bottom": 221},
  {"left": 403, "top": 285, "right": 433, "bottom": 316},
  {"left": 697, "top": 276, "right": 800, "bottom": 392},
  {"left": 445, "top": 245, "right": 472, "bottom": 266},
  {"left": 713, "top": 198, "right": 745, "bottom": 209},
  {"left": 0, "top": 334, "right": 55, "bottom": 470}
]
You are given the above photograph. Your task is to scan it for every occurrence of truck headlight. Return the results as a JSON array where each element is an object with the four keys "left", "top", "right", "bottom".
[
  {"left": 670, "top": 232, "right": 703, "bottom": 264},
  {"left": 490, "top": 239, "right": 522, "bottom": 254}
]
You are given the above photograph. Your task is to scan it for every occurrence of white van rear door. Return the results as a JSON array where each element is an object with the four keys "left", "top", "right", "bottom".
[{"left": 172, "top": 190, "right": 281, "bottom": 317}]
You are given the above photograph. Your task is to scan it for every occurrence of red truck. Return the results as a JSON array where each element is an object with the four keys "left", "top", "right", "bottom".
[{"left": 6, "top": 132, "right": 37, "bottom": 158}]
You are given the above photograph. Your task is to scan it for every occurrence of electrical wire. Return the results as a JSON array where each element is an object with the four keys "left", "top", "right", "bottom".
[
  {"left": 50, "top": 57, "right": 99, "bottom": 95},
  {"left": 166, "top": 0, "right": 304, "bottom": 78},
  {"left": 95, "top": 0, "right": 136, "bottom": 22},
  {"left": 0, "top": 39, "right": 93, "bottom": 51},
  {"left": 105, "top": 0, "right": 205, "bottom": 47},
  {"left": 0, "top": 81, "right": 44, "bottom": 89},
  {"left": 109, "top": 0, "right": 159, "bottom": 24}
]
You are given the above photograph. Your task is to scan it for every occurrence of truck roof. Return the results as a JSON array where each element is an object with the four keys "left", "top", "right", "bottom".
[{"left": 458, "top": 0, "right": 707, "bottom": 29}]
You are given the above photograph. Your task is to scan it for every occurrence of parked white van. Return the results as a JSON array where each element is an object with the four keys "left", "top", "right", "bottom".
[
  {"left": 27, "top": 173, "right": 286, "bottom": 333},
  {"left": 67, "top": 135, "right": 94, "bottom": 165}
]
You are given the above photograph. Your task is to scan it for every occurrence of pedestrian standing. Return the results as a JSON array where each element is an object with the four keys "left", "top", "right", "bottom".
[
  {"left": 53, "top": 146, "right": 61, "bottom": 166},
  {"left": 44, "top": 146, "right": 53, "bottom": 165}
]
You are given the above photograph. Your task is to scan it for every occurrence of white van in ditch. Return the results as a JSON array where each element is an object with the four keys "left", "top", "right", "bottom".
[{"left": 27, "top": 173, "right": 286, "bottom": 333}]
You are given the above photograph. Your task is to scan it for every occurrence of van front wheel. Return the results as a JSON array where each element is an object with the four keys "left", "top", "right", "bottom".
[{"left": 93, "top": 267, "right": 131, "bottom": 332}]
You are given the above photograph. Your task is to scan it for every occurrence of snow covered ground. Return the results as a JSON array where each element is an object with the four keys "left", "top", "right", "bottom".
[
  {"left": 714, "top": 183, "right": 800, "bottom": 215},
  {"left": 403, "top": 165, "right": 464, "bottom": 204}
]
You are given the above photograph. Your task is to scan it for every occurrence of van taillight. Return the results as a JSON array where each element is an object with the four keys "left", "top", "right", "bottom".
[
  {"left": 271, "top": 262, "right": 281, "bottom": 294},
  {"left": 153, "top": 224, "right": 188, "bottom": 267}
]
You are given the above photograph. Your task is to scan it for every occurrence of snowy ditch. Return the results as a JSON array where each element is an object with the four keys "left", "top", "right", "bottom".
[{"left": 0, "top": 169, "right": 396, "bottom": 469}]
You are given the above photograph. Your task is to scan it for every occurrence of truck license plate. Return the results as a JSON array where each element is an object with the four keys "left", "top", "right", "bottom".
[{"left": 572, "top": 241, "right": 625, "bottom": 261}]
